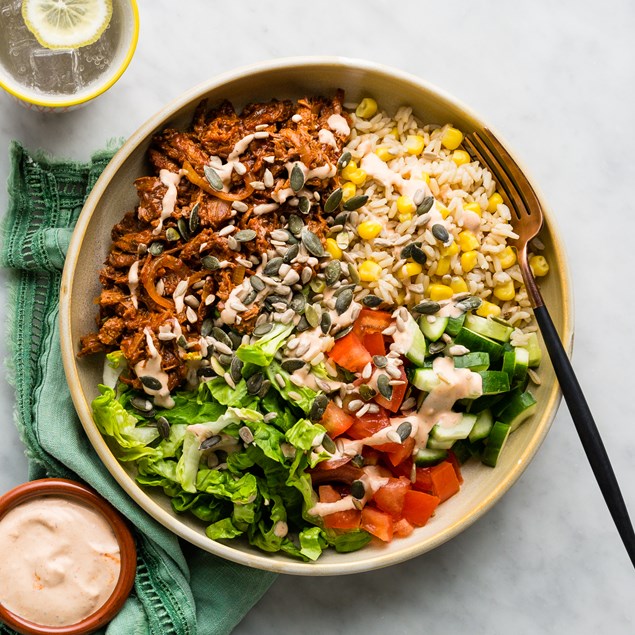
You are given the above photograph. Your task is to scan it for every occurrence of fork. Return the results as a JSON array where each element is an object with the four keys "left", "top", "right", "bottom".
[{"left": 465, "top": 129, "right": 635, "bottom": 568}]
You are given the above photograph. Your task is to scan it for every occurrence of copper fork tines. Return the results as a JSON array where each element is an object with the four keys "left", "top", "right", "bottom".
[{"left": 464, "top": 130, "right": 544, "bottom": 308}]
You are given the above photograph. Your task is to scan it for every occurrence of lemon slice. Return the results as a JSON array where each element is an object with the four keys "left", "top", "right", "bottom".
[{"left": 22, "top": 0, "right": 113, "bottom": 50}]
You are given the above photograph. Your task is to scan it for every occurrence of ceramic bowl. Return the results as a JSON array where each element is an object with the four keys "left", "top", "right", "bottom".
[{"left": 59, "top": 57, "right": 573, "bottom": 575}]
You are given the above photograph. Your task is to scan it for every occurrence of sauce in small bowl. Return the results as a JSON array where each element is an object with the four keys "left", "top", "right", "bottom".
[{"left": 0, "top": 479, "right": 136, "bottom": 635}]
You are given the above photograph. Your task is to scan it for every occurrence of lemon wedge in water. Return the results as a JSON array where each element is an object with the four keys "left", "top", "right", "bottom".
[{"left": 22, "top": 0, "right": 113, "bottom": 50}]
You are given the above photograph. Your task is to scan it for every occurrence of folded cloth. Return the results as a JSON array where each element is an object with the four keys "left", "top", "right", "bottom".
[{"left": 0, "top": 142, "right": 276, "bottom": 635}]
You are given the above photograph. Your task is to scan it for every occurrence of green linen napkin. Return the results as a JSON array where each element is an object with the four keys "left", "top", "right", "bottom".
[{"left": 0, "top": 142, "right": 276, "bottom": 635}]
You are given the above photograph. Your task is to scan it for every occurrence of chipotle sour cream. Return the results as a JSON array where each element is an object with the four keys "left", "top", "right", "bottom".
[{"left": 0, "top": 496, "right": 121, "bottom": 627}]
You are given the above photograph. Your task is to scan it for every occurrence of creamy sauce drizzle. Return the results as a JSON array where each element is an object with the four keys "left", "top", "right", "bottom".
[
  {"left": 153, "top": 170, "right": 182, "bottom": 235},
  {"left": 327, "top": 113, "right": 351, "bottom": 137},
  {"left": 318, "top": 128, "right": 338, "bottom": 148},
  {"left": 360, "top": 152, "right": 430, "bottom": 201},
  {"left": 0, "top": 497, "right": 120, "bottom": 627},
  {"left": 134, "top": 327, "right": 174, "bottom": 408},
  {"left": 128, "top": 260, "right": 139, "bottom": 309}
]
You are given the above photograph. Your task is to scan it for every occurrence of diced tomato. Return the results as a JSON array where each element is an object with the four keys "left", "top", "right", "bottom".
[
  {"left": 386, "top": 437, "right": 416, "bottom": 467},
  {"left": 363, "top": 331, "right": 386, "bottom": 356},
  {"left": 361, "top": 506, "right": 394, "bottom": 542},
  {"left": 311, "top": 464, "right": 364, "bottom": 486},
  {"left": 356, "top": 308, "right": 393, "bottom": 334},
  {"left": 374, "top": 365, "right": 408, "bottom": 413},
  {"left": 412, "top": 466, "right": 435, "bottom": 494},
  {"left": 429, "top": 461, "right": 461, "bottom": 502},
  {"left": 402, "top": 490, "right": 440, "bottom": 527},
  {"left": 393, "top": 517, "right": 414, "bottom": 538},
  {"left": 361, "top": 447, "right": 381, "bottom": 466},
  {"left": 328, "top": 331, "right": 372, "bottom": 373},
  {"left": 446, "top": 451, "right": 464, "bottom": 484},
  {"left": 320, "top": 401, "right": 354, "bottom": 438},
  {"left": 313, "top": 456, "right": 352, "bottom": 471},
  {"left": 319, "top": 485, "right": 361, "bottom": 530},
  {"left": 319, "top": 485, "right": 340, "bottom": 503},
  {"left": 373, "top": 477, "right": 411, "bottom": 519},
  {"left": 347, "top": 407, "right": 390, "bottom": 440}
]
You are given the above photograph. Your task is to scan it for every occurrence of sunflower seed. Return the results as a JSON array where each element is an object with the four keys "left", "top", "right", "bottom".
[
  {"left": 343, "top": 195, "right": 368, "bottom": 211},
  {"left": 296, "top": 315, "right": 311, "bottom": 332},
  {"left": 411, "top": 245, "right": 427, "bottom": 265},
  {"left": 204, "top": 166, "right": 224, "bottom": 191},
  {"left": 320, "top": 312, "right": 332, "bottom": 334},
  {"left": 253, "top": 323, "right": 273, "bottom": 337},
  {"left": 301, "top": 228, "right": 324, "bottom": 257},
  {"left": 362, "top": 295, "right": 383, "bottom": 308},
  {"left": 238, "top": 426, "right": 254, "bottom": 444},
  {"left": 288, "top": 214, "right": 304, "bottom": 236},
  {"left": 325, "top": 260, "right": 341, "bottom": 286},
  {"left": 324, "top": 188, "right": 343, "bottom": 214},
  {"left": 232, "top": 201, "right": 248, "bottom": 212},
  {"left": 140, "top": 376, "right": 162, "bottom": 391},
  {"left": 432, "top": 223, "right": 450, "bottom": 243},
  {"left": 456, "top": 296, "right": 482, "bottom": 312},
  {"left": 333, "top": 324, "right": 353, "bottom": 340},
  {"left": 281, "top": 359, "right": 305, "bottom": 373},
  {"left": 322, "top": 434, "right": 336, "bottom": 453},
  {"left": 377, "top": 374, "right": 393, "bottom": 400},
  {"left": 202, "top": 255, "right": 220, "bottom": 271},
  {"left": 298, "top": 196, "right": 311, "bottom": 215},
  {"left": 247, "top": 372, "right": 264, "bottom": 395},
  {"left": 148, "top": 242, "right": 164, "bottom": 256},
  {"left": 189, "top": 202, "right": 200, "bottom": 234},
  {"left": 416, "top": 195, "right": 435, "bottom": 215},
  {"left": 156, "top": 416, "right": 170, "bottom": 440},
  {"left": 528, "top": 368, "right": 541, "bottom": 385},
  {"left": 131, "top": 396, "right": 153, "bottom": 412},
  {"left": 350, "top": 480, "right": 365, "bottom": 500},
  {"left": 271, "top": 229, "right": 290, "bottom": 242},
  {"left": 359, "top": 384, "right": 376, "bottom": 401},
  {"left": 166, "top": 227, "right": 180, "bottom": 242},
  {"left": 290, "top": 293, "right": 306, "bottom": 314},
  {"left": 348, "top": 399, "right": 363, "bottom": 412},
  {"left": 397, "top": 421, "right": 412, "bottom": 442},
  {"left": 264, "top": 257, "right": 283, "bottom": 276},
  {"left": 230, "top": 355, "right": 244, "bottom": 383},
  {"left": 200, "top": 434, "right": 222, "bottom": 450},
  {"left": 309, "top": 394, "right": 329, "bottom": 422},
  {"left": 413, "top": 301, "right": 440, "bottom": 315},
  {"left": 335, "top": 288, "right": 353, "bottom": 315}
]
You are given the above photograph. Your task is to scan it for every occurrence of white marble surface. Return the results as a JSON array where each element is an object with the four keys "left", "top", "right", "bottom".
[{"left": 1, "top": 1, "right": 634, "bottom": 633}]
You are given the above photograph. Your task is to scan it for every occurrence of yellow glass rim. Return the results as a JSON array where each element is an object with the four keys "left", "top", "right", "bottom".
[{"left": 0, "top": 0, "right": 139, "bottom": 108}]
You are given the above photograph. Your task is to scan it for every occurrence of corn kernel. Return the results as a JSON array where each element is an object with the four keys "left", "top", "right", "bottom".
[
  {"left": 359, "top": 260, "right": 382, "bottom": 282},
  {"left": 340, "top": 160, "right": 358, "bottom": 181},
  {"left": 325, "top": 238, "right": 342, "bottom": 259},
  {"left": 341, "top": 182, "right": 357, "bottom": 201},
  {"left": 441, "top": 127, "right": 464, "bottom": 150},
  {"left": 443, "top": 241, "right": 460, "bottom": 257},
  {"left": 390, "top": 127, "right": 400, "bottom": 139},
  {"left": 476, "top": 300, "right": 502, "bottom": 318},
  {"left": 397, "top": 195, "right": 416, "bottom": 216},
  {"left": 450, "top": 276, "right": 468, "bottom": 294},
  {"left": 398, "top": 213, "right": 412, "bottom": 223},
  {"left": 375, "top": 146, "right": 394, "bottom": 162},
  {"left": 458, "top": 230, "right": 480, "bottom": 252},
  {"left": 460, "top": 250, "right": 478, "bottom": 272},
  {"left": 422, "top": 172, "right": 430, "bottom": 184},
  {"left": 530, "top": 255, "right": 549, "bottom": 277},
  {"left": 493, "top": 280, "right": 515, "bottom": 301},
  {"left": 355, "top": 97, "right": 378, "bottom": 119},
  {"left": 438, "top": 205, "right": 451, "bottom": 219},
  {"left": 400, "top": 262, "right": 423, "bottom": 278},
  {"left": 452, "top": 150, "right": 471, "bottom": 166},
  {"left": 428, "top": 284, "right": 454, "bottom": 301},
  {"left": 435, "top": 257, "right": 451, "bottom": 276},
  {"left": 487, "top": 192, "right": 504, "bottom": 213},
  {"left": 348, "top": 168, "right": 367, "bottom": 186},
  {"left": 405, "top": 134, "right": 425, "bottom": 156},
  {"left": 357, "top": 220, "right": 382, "bottom": 240},
  {"left": 464, "top": 202, "right": 482, "bottom": 217},
  {"left": 498, "top": 246, "right": 517, "bottom": 269}
]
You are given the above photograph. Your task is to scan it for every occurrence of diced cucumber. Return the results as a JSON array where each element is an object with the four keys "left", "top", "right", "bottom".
[
  {"left": 445, "top": 313, "right": 466, "bottom": 337},
  {"left": 391, "top": 310, "right": 427, "bottom": 367},
  {"left": 427, "top": 436, "right": 454, "bottom": 450},
  {"left": 411, "top": 368, "right": 440, "bottom": 392},
  {"left": 418, "top": 315, "right": 448, "bottom": 342},
  {"left": 497, "top": 390, "right": 537, "bottom": 431},
  {"left": 430, "top": 413, "right": 477, "bottom": 443},
  {"left": 478, "top": 371, "right": 511, "bottom": 395},
  {"left": 464, "top": 314, "right": 513, "bottom": 342},
  {"left": 414, "top": 447, "right": 448, "bottom": 466},
  {"left": 465, "top": 392, "right": 505, "bottom": 414},
  {"left": 481, "top": 422, "right": 512, "bottom": 467},
  {"left": 468, "top": 409, "right": 494, "bottom": 442},
  {"left": 520, "top": 332, "right": 542, "bottom": 367},
  {"left": 450, "top": 439, "right": 473, "bottom": 464},
  {"left": 454, "top": 328, "right": 503, "bottom": 361},
  {"left": 453, "top": 351, "right": 490, "bottom": 371}
]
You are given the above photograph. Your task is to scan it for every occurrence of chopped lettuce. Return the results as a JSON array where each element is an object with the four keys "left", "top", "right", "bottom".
[
  {"left": 103, "top": 350, "right": 127, "bottom": 388},
  {"left": 235, "top": 323, "right": 294, "bottom": 366},
  {"left": 285, "top": 419, "right": 326, "bottom": 452},
  {"left": 265, "top": 362, "right": 318, "bottom": 414}
]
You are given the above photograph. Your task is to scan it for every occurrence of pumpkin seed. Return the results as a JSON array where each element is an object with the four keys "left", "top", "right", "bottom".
[
  {"left": 283, "top": 243, "right": 300, "bottom": 264},
  {"left": 309, "top": 277, "right": 325, "bottom": 294},
  {"left": 212, "top": 327, "right": 233, "bottom": 349},
  {"left": 189, "top": 202, "right": 200, "bottom": 234},
  {"left": 416, "top": 195, "right": 434, "bottom": 215},
  {"left": 258, "top": 379, "right": 271, "bottom": 398},
  {"left": 351, "top": 454, "right": 365, "bottom": 468},
  {"left": 343, "top": 195, "right": 368, "bottom": 211},
  {"left": 325, "top": 260, "right": 341, "bottom": 286},
  {"left": 201, "top": 318, "right": 214, "bottom": 337},
  {"left": 456, "top": 296, "right": 482, "bottom": 312},
  {"left": 177, "top": 335, "right": 188, "bottom": 348},
  {"left": 281, "top": 359, "right": 305, "bottom": 373},
  {"left": 322, "top": 434, "right": 336, "bottom": 454},
  {"left": 397, "top": 421, "right": 412, "bottom": 442},
  {"left": 131, "top": 396, "right": 153, "bottom": 412},
  {"left": 200, "top": 434, "right": 222, "bottom": 450},
  {"left": 166, "top": 227, "right": 180, "bottom": 242},
  {"left": 148, "top": 242, "right": 164, "bottom": 256},
  {"left": 243, "top": 290, "right": 257, "bottom": 305},
  {"left": 204, "top": 165, "right": 223, "bottom": 191},
  {"left": 431, "top": 223, "right": 450, "bottom": 243},
  {"left": 411, "top": 245, "right": 427, "bottom": 265},
  {"left": 197, "top": 367, "right": 216, "bottom": 378},
  {"left": 288, "top": 214, "right": 304, "bottom": 236},
  {"left": 202, "top": 255, "right": 220, "bottom": 271},
  {"left": 290, "top": 163, "right": 305, "bottom": 192},
  {"left": 373, "top": 355, "right": 387, "bottom": 368},
  {"left": 218, "top": 353, "right": 233, "bottom": 366},
  {"left": 334, "top": 211, "right": 349, "bottom": 226},
  {"left": 335, "top": 288, "right": 353, "bottom": 315},
  {"left": 250, "top": 275, "right": 265, "bottom": 292},
  {"left": 320, "top": 312, "right": 332, "bottom": 334},
  {"left": 253, "top": 323, "right": 273, "bottom": 337},
  {"left": 359, "top": 384, "right": 376, "bottom": 401},
  {"left": 298, "top": 196, "right": 311, "bottom": 215},
  {"left": 413, "top": 300, "right": 440, "bottom": 315},
  {"left": 228, "top": 331, "right": 243, "bottom": 349},
  {"left": 210, "top": 357, "right": 226, "bottom": 376},
  {"left": 333, "top": 324, "right": 353, "bottom": 340},
  {"left": 140, "top": 375, "right": 162, "bottom": 391},
  {"left": 177, "top": 218, "right": 190, "bottom": 241},
  {"left": 348, "top": 263, "right": 360, "bottom": 285},
  {"left": 336, "top": 231, "right": 350, "bottom": 250},
  {"left": 235, "top": 229, "right": 257, "bottom": 243},
  {"left": 305, "top": 303, "right": 321, "bottom": 329},
  {"left": 156, "top": 416, "right": 170, "bottom": 440},
  {"left": 324, "top": 188, "right": 343, "bottom": 214},
  {"left": 247, "top": 372, "right": 264, "bottom": 395},
  {"left": 230, "top": 355, "right": 244, "bottom": 383},
  {"left": 337, "top": 151, "right": 352, "bottom": 170},
  {"left": 400, "top": 241, "right": 423, "bottom": 260},
  {"left": 264, "top": 257, "right": 283, "bottom": 276},
  {"left": 290, "top": 293, "right": 306, "bottom": 314},
  {"left": 301, "top": 227, "right": 325, "bottom": 257},
  {"left": 296, "top": 315, "right": 311, "bottom": 332},
  {"left": 309, "top": 394, "right": 329, "bottom": 422},
  {"left": 350, "top": 480, "right": 365, "bottom": 500},
  {"left": 377, "top": 374, "right": 393, "bottom": 400},
  {"left": 428, "top": 341, "right": 446, "bottom": 354},
  {"left": 362, "top": 294, "right": 382, "bottom": 308}
]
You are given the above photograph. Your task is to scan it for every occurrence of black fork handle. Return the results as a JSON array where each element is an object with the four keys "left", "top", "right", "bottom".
[{"left": 534, "top": 304, "right": 635, "bottom": 568}]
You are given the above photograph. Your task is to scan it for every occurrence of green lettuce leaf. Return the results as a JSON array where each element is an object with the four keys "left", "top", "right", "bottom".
[
  {"left": 285, "top": 418, "right": 326, "bottom": 452},
  {"left": 236, "top": 322, "right": 294, "bottom": 366},
  {"left": 206, "top": 518, "right": 244, "bottom": 540},
  {"left": 298, "top": 526, "right": 327, "bottom": 561},
  {"left": 203, "top": 378, "right": 253, "bottom": 407},
  {"left": 327, "top": 530, "right": 372, "bottom": 553},
  {"left": 103, "top": 350, "right": 127, "bottom": 388},
  {"left": 265, "top": 362, "right": 318, "bottom": 414}
]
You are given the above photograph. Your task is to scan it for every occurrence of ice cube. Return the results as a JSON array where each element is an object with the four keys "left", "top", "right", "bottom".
[{"left": 29, "top": 48, "right": 81, "bottom": 94}]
